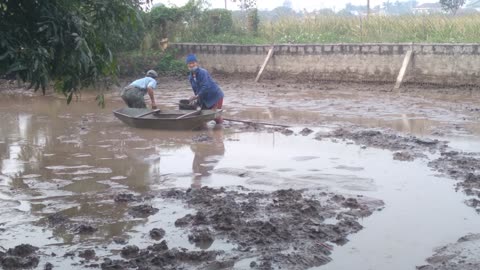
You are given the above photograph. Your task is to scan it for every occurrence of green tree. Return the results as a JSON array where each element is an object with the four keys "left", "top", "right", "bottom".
[
  {"left": 231, "top": 0, "right": 257, "bottom": 10},
  {"left": 201, "top": 9, "right": 233, "bottom": 34},
  {"left": 0, "top": 0, "right": 149, "bottom": 105},
  {"left": 247, "top": 8, "right": 260, "bottom": 35},
  {"left": 440, "top": 0, "right": 466, "bottom": 14}
]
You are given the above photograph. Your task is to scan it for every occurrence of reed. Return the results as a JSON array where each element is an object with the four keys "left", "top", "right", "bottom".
[{"left": 176, "top": 14, "right": 480, "bottom": 44}]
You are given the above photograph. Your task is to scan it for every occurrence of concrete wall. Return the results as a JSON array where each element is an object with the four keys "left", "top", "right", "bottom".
[{"left": 172, "top": 43, "right": 480, "bottom": 85}]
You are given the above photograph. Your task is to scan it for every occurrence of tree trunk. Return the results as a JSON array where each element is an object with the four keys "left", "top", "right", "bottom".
[{"left": 367, "top": 0, "right": 370, "bottom": 17}]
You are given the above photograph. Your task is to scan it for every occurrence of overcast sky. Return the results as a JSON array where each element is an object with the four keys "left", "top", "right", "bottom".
[{"left": 151, "top": 0, "right": 432, "bottom": 11}]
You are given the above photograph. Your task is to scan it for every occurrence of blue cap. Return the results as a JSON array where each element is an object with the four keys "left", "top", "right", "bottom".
[{"left": 185, "top": 54, "right": 198, "bottom": 64}]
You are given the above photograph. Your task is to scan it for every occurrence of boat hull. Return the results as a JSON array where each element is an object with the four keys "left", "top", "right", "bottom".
[{"left": 113, "top": 108, "right": 220, "bottom": 130}]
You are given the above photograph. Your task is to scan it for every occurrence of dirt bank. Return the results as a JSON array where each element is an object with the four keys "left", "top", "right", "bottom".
[
  {"left": 315, "top": 127, "right": 448, "bottom": 159},
  {"left": 428, "top": 151, "right": 480, "bottom": 214},
  {"left": 417, "top": 234, "right": 480, "bottom": 270},
  {"left": 2, "top": 76, "right": 480, "bottom": 136}
]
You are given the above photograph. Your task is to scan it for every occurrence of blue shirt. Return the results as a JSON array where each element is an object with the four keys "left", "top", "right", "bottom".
[
  {"left": 130, "top": 77, "right": 157, "bottom": 93},
  {"left": 189, "top": 68, "right": 224, "bottom": 108}
]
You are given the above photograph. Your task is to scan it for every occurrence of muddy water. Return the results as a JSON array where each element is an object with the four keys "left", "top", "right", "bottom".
[
  {"left": 157, "top": 77, "right": 480, "bottom": 136},
  {"left": 0, "top": 86, "right": 480, "bottom": 269}
]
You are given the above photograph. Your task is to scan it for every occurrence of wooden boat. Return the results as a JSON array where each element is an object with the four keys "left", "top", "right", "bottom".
[{"left": 113, "top": 108, "right": 221, "bottom": 130}]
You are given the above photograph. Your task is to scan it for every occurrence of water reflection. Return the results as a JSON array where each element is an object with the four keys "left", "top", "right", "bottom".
[
  {"left": 0, "top": 98, "right": 235, "bottom": 248},
  {"left": 190, "top": 129, "right": 225, "bottom": 188}
]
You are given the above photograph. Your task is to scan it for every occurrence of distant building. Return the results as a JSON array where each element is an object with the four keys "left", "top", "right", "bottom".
[{"left": 413, "top": 2, "right": 443, "bottom": 14}]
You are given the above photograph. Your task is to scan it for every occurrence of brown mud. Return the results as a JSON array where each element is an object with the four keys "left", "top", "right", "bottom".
[
  {"left": 428, "top": 151, "right": 480, "bottom": 213},
  {"left": 97, "top": 187, "right": 383, "bottom": 270},
  {"left": 417, "top": 234, "right": 480, "bottom": 270},
  {"left": 0, "top": 244, "right": 39, "bottom": 269},
  {"left": 1, "top": 77, "right": 480, "bottom": 269},
  {"left": 315, "top": 127, "right": 447, "bottom": 160}
]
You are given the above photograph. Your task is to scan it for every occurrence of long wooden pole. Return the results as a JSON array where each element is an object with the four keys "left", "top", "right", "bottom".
[
  {"left": 394, "top": 50, "right": 413, "bottom": 90},
  {"left": 367, "top": 0, "right": 370, "bottom": 17},
  {"left": 176, "top": 110, "right": 201, "bottom": 119},
  {"left": 255, "top": 46, "right": 275, "bottom": 83},
  {"left": 224, "top": 118, "right": 290, "bottom": 128},
  {"left": 135, "top": 109, "right": 161, "bottom": 118}
]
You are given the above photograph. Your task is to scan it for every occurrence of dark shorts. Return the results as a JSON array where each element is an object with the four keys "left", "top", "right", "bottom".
[
  {"left": 202, "top": 98, "right": 223, "bottom": 124},
  {"left": 121, "top": 85, "right": 146, "bottom": 108}
]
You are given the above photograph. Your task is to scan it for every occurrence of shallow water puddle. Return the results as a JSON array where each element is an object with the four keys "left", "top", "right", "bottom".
[{"left": 154, "top": 132, "right": 480, "bottom": 269}]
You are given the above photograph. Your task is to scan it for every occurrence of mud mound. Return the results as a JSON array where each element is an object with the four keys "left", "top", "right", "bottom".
[
  {"left": 74, "top": 224, "right": 97, "bottom": 234},
  {"left": 112, "top": 236, "right": 129, "bottom": 245},
  {"left": 46, "top": 213, "right": 70, "bottom": 226},
  {"left": 79, "top": 249, "right": 96, "bottom": 260},
  {"left": 167, "top": 186, "right": 383, "bottom": 269},
  {"left": 114, "top": 193, "right": 140, "bottom": 203},
  {"left": 428, "top": 151, "right": 480, "bottom": 212},
  {"left": 0, "top": 244, "right": 39, "bottom": 269},
  {"left": 188, "top": 228, "right": 214, "bottom": 249},
  {"left": 149, "top": 228, "right": 166, "bottom": 240},
  {"left": 428, "top": 151, "right": 480, "bottom": 181},
  {"left": 101, "top": 248, "right": 221, "bottom": 270},
  {"left": 128, "top": 204, "right": 159, "bottom": 218},
  {"left": 95, "top": 187, "right": 383, "bottom": 270},
  {"left": 417, "top": 234, "right": 480, "bottom": 270},
  {"left": 316, "top": 128, "right": 447, "bottom": 159},
  {"left": 120, "top": 245, "right": 139, "bottom": 259},
  {"left": 393, "top": 151, "right": 415, "bottom": 161},
  {"left": 300, "top": 127, "right": 314, "bottom": 136}
]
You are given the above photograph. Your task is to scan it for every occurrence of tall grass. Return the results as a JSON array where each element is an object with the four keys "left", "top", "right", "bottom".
[{"left": 176, "top": 14, "right": 480, "bottom": 44}]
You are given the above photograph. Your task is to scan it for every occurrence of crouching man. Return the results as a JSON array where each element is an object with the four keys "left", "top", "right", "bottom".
[
  {"left": 186, "top": 54, "right": 224, "bottom": 124},
  {"left": 121, "top": 69, "right": 158, "bottom": 109}
]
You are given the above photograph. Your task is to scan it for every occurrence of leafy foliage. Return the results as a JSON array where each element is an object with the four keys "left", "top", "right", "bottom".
[
  {"left": 155, "top": 50, "right": 188, "bottom": 76},
  {"left": 141, "top": 0, "right": 208, "bottom": 49},
  {"left": 117, "top": 49, "right": 186, "bottom": 78},
  {"left": 231, "top": 0, "right": 257, "bottom": 10},
  {"left": 200, "top": 9, "right": 233, "bottom": 34},
  {"left": 247, "top": 8, "right": 260, "bottom": 34},
  {"left": 0, "top": 0, "right": 148, "bottom": 102},
  {"left": 440, "top": 0, "right": 467, "bottom": 14}
]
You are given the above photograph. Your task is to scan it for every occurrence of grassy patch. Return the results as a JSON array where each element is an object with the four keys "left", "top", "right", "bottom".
[{"left": 174, "top": 14, "right": 480, "bottom": 44}]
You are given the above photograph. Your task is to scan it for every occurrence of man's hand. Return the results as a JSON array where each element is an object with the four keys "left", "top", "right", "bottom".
[
  {"left": 188, "top": 95, "right": 198, "bottom": 106},
  {"left": 147, "top": 87, "right": 156, "bottom": 109}
]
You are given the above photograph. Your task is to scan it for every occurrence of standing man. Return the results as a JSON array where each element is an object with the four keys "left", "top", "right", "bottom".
[
  {"left": 121, "top": 69, "right": 158, "bottom": 109},
  {"left": 186, "top": 54, "right": 224, "bottom": 124}
]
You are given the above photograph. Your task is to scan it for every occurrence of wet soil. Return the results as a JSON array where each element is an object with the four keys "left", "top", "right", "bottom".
[
  {"left": 103, "top": 187, "right": 382, "bottom": 270},
  {"left": 0, "top": 244, "right": 39, "bottom": 269},
  {"left": 78, "top": 249, "right": 96, "bottom": 260},
  {"left": 150, "top": 228, "right": 166, "bottom": 240},
  {"left": 128, "top": 204, "right": 160, "bottom": 218},
  {"left": 417, "top": 234, "right": 480, "bottom": 270},
  {"left": 1, "top": 77, "right": 480, "bottom": 269},
  {"left": 74, "top": 224, "right": 98, "bottom": 234},
  {"left": 3, "top": 76, "right": 480, "bottom": 135},
  {"left": 428, "top": 151, "right": 480, "bottom": 213},
  {"left": 315, "top": 127, "right": 447, "bottom": 160}
]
